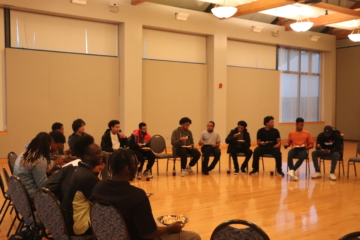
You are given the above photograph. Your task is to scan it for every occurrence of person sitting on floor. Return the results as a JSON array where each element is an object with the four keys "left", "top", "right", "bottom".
[{"left": 92, "top": 148, "right": 201, "bottom": 240}]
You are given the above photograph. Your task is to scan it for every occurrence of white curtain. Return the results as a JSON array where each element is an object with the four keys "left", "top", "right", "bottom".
[{"left": 278, "top": 47, "right": 321, "bottom": 123}]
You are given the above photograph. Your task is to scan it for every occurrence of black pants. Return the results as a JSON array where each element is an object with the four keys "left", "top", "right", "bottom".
[
  {"left": 252, "top": 146, "right": 282, "bottom": 172},
  {"left": 134, "top": 149, "right": 156, "bottom": 172},
  {"left": 288, "top": 148, "right": 308, "bottom": 171},
  {"left": 176, "top": 148, "right": 201, "bottom": 169},
  {"left": 230, "top": 147, "right": 253, "bottom": 171},
  {"left": 201, "top": 146, "right": 221, "bottom": 171}
]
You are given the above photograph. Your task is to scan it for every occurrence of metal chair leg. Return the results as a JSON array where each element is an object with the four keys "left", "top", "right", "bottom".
[
  {"left": 228, "top": 155, "right": 231, "bottom": 172},
  {"left": 354, "top": 163, "right": 357, "bottom": 177},
  {"left": 347, "top": 161, "right": 350, "bottom": 179},
  {"left": 219, "top": 158, "right": 221, "bottom": 173},
  {"left": 0, "top": 200, "right": 11, "bottom": 224},
  {"left": 166, "top": 158, "right": 169, "bottom": 172},
  {"left": 6, "top": 216, "right": 17, "bottom": 237},
  {"left": 156, "top": 159, "right": 159, "bottom": 176}
]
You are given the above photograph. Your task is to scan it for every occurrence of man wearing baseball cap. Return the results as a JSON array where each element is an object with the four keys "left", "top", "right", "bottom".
[{"left": 311, "top": 125, "right": 342, "bottom": 180}]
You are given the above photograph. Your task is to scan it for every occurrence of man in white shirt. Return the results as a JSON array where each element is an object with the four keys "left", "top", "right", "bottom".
[{"left": 199, "top": 121, "right": 221, "bottom": 175}]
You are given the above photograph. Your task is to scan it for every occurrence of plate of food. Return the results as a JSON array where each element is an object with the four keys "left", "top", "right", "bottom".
[
  {"left": 295, "top": 145, "right": 305, "bottom": 148},
  {"left": 157, "top": 215, "right": 189, "bottom": 226},
  {"left": 141, "top": 147, "right": 151, "bottom": 150},
  {"left": 237, "top": 140, "right": 245, "bottom": 142}
]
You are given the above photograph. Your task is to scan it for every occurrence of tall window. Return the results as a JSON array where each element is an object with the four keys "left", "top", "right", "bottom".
[{"left": 278, "top": 47, "right": 321, "bottom": 123}]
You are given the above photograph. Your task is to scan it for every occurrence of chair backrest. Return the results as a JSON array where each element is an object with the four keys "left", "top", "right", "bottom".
[
  {"left": 0, "top": 174, "right": 8, "bottom": 198},
  {"left": 7, "top": 152, "right": 17, "bottom": 174},
  {"left": 210, "top": 219, "right": 270, "bottom": 240},
  {"left": 33, "top": 188, "right": 70, "bottom": 240},
  {"left": 339, "top": 231, "right": 360, "bottom": 240},
  {"left": 2, "top": 166, "right": 10, "bottom": 184},
  {"left": 91, "top": 201, "right": 130, "bottom": 240},
  {"left": 7, "top": 176, "right": 36, "bottom": 227},
  {"left": 149, "top": 135, "right": 167, "bottom": 154},
  {"left": 357, "top": 142, "right": 360, "bottom": 157}
]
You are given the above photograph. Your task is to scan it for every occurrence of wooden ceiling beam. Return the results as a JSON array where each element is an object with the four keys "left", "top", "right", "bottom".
[
  {"left": 131, "top": 0, "right": 148, "bottom": 6},
  {"left": 231, "top": 0, "right": 295, "bottom": 18},
  {"left": 333, "top": 30, "right": 353, "bottom": 40},
  {"left": 283, "top": 13, "right": 360, "bottom": 31},
  {"left": 310, "top": 2, "right": 360, "bottom": 17}
]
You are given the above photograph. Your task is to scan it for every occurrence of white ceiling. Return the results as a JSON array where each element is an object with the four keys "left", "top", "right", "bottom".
[{"left": 146, "top": 0, "right": 360, "bottom": 33}]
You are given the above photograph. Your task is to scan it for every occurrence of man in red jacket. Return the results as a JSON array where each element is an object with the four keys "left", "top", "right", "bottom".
[{"left": 129, "top": 122, "right": 156, "bottom": 179}]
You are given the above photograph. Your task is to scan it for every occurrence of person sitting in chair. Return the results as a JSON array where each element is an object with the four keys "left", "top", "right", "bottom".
[
  {"left": 92, "top": 148, "right": 201, "bottom": 240},
  {"left": 311, "top": 125, "right": 341, "bottom": 181},
  {"left": 284, "top": 117, "right": 314, "bottom": 181},
  {"left": 226, "top": 121, "right": 252, "bottom": 174},
  {"left": 199, "top": 121, "right": 221, "bottom": 175},
  {"left": 171, "top": 117, "right": 200, "bottom": 177}
]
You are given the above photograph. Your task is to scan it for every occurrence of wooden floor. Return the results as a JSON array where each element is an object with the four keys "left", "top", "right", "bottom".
[{"left": 0, "top": 141, "right": 360, "bottom": 239}]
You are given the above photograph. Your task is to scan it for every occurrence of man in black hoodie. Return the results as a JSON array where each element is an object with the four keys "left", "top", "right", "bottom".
[
  {"left": 225, "top": 121, "right": 252, "bottom": 174},
  {"left": 101, "top": 120, "right": 128, "bottom": 152},
  {"left": 311, "top": 125, "right": 341, "bottom": 181}
]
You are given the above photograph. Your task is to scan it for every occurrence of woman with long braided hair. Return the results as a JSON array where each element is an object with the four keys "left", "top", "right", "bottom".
[{"left": 14, "top": 132, "right": 52, "bottom": 198}]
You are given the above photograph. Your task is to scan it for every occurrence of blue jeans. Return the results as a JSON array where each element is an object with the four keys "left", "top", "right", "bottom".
[
  {"left": 312, "top": 150, "right": 339, "bottom": 173},
  {"left": 287, "top": 148, "right": 308, "bottom": 171}
]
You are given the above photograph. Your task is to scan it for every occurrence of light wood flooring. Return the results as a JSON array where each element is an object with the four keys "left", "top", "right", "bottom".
[{"left": 0, "top": 141, "right": 360, "bottom": 239}]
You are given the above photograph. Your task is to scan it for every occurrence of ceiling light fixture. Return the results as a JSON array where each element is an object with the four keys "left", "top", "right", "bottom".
[
  {"left": 348, "top": 20, "right": 360, "bottom": 42},
  {"left": 290, "top": 6, "right": 313, "bottom": 32},
  {"left": 348, "top": 28, "right": 360, "bottom": 42},
  {"left": 211, "top": 4, "right": 237, "bottom": 19},
  {"left": 211, "top": 0, "right": 257, "bottom": 19}
]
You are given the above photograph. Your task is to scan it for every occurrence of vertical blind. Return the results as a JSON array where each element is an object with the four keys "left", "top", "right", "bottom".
[
  {"left": 10, "top": 10, "right": 118, "bottom": 56},
  {"left": 278, "top": 47, "right": 321, "bottom": 123}
]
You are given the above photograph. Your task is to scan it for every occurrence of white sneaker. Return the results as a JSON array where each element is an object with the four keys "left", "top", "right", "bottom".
[
  {"left": 291, "top": 175, "right": 299, "bottom": 181},
  {"left": 186, "top": 165, "right": 194, "bottom": 175},
  {"left": 143, "top": 170, "right": 153, "bottom": 178},
  {"left": 287, "top": 170, "right": 295, "bottom": 178},
  {"left": 137, "top": 172, "right": 142, "bottom": 179},
  {"left": 312, "top": 172, "right": 322, "bottom": 179},
  {"left": 181, "top": 169, "right": 187, "bottom": 177},
  {"left": 329, "top": 173, "right": 337, "bottom": 181}
]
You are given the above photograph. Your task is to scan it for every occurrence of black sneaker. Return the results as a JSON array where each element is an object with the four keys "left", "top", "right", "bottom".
[
  {"left": 277, "top": 171, "right": 285, "bottom": 177},
  {"left": 202, "top": 171, "right": 209, "bottom": 175},
  {"left": 234, "top": 170, "right": 239, "bottom": 175},
  {"left": 249, "top": 170, "right": 258, "bottom": 175},
  {"left": 240, "top": 167, "right": 247, "bottom": 174}
]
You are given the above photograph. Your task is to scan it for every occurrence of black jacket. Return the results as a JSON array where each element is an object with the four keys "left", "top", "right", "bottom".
[
  {"left": 225, "top": 127, "right": 251, "bottom": 153},
  {"left": 45, "top": 162, "right": 99, "bottom": 235},
  {"left": 101, "top": 129, "right": 128, "bottom": 152},
  {"left": 316, "top": 132, "right": 342, "bottom": 153}
]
